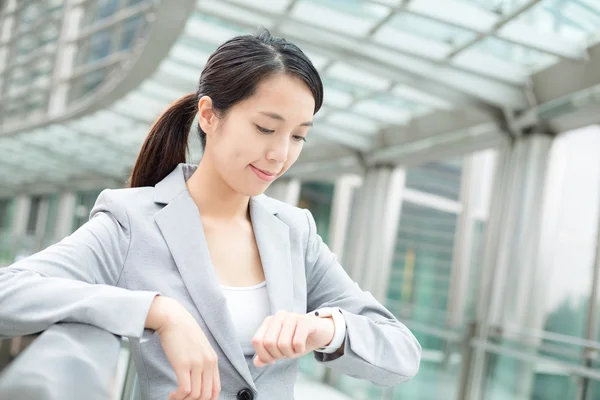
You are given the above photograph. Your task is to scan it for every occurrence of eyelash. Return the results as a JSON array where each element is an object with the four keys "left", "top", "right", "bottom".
[
  {"left": 256, "top": 125, "right": 274, "bottom": 134},
  {"left": 256, "top": 125, "right": 306, "bottom": 142}
]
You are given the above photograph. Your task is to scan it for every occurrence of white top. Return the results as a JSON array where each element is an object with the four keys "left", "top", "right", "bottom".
[{"left": 221, "top": 281, "right": 271, "bottom": 356}]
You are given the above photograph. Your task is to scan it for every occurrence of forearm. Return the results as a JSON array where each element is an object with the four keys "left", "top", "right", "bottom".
[
  {"left": 0, "top": 269, "right": 158, "bottom": 339},
  {"left": 314, "top": 310, "right": 421, "bottom": 386}
]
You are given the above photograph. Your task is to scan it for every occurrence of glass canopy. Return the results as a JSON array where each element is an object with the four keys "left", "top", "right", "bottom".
[{"left": 1, "top": 0, "right": 600, "bottom": 193}]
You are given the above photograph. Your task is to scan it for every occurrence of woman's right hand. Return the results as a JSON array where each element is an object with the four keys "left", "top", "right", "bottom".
[{"left": 146, "top": 296, "right": 221, "bottom": 400}]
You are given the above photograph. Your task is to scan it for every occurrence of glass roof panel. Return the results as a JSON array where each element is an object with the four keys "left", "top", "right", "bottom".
[
  {"left": 327, "top": 63, "right": 390, "bottom": 91},
  {"left": 322, "top": 77, "right": 371, "bottom": 98},
  {"left": 471, "top": 36, "right": 558, "bottom": 72},
  {"left": 225, "top": 0, "right": 294, "bottom": 14},
  {"left": 462, "top": 0, "right": 527, "bottom": 13},
  {"left": 352, "top": 98, "right": 413, "bottom": 125},
  {"left": 187, "top": 13, "right": 246, "bottom": 45},
  {"left": 392, "top": 85, "right": 454, "bottom": 110},
  {"left": 139, "top": 80, "right": 188, "bottom": 104},
  {"left": 158, "top": 59, "right": 199, "bottom": 82},
  {"left": 372, "top": 25, "right": 452, "bottom": 60},
  {"left": 279, "top": 20, "right": 358, "bottom": 50},
  {"left": 168, "top": 43, "right": 209, "bottom": 70},
  {"left": 322, "top": 87, "right": 354, "bottom": 109},
  {"left": 302, "top": 50, "right": 330, "bottom": 70},
  {"left": 387, "top": 12, "right": 476, "bottom": 47},
  {"left": 452, "top": 51, "right": 528, "bottom": 84},
  {"left": 5, "top": 0, "right": 600, "bottom": 190},
  {"left": 407, "top": 0, "right": 498, "bottom": 33},
  {"left": 197, "top": 1, "right": 275, "bottom": 30},
  {"left": 291, "top": 0, "right": 389, "bottom": 37},
  {"left": 518, "top": 0, "right": 600, "bottom": 40},
  {"left": 326, "top": 111, "right": 381, "bottom": 135}
]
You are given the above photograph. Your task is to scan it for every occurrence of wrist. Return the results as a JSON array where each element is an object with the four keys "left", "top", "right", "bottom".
[
  {"left": 310, "top": 307, "right": 347, "bottom": 354},
  {"left": 145, "top": 296, "right": 175, "bottom": 332},
  {"left": 318, "top": 316, "right": 336, "bottom": 347}
]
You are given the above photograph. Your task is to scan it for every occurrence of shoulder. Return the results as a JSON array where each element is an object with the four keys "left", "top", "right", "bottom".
[{"left": 90, "top": 186, "right": 158, "bottom": 222}]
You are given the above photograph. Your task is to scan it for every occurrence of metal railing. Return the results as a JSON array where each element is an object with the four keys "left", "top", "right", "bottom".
[{"left": 0, "top": 323, "right": 125, "bottom": 400}]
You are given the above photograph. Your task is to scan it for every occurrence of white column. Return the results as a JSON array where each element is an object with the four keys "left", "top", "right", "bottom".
[
  {"left": 53, "top": 191, "right": 77, "bottom": 241},
  {"left": 345, "top": 168, "right": 380, "bottom": 284},
  {"left": 33, "top": 197, "right": 50, "bottom": 252},
  {"left": 48, "top": 1, "right": 84, "bottom": 116},
  {"left": 327, "top": 174, "right": 362, "bottom": 258},
  {"left": 8, "top": 195, "right": 31, "bottom": 261},
  {"left": 343, "top": 166, "right": 406, "bottom": 301},
  {"left": 465, "top": 134, "right": 553, "bottom": 399},
  {"left": 10, "top": 196, "right": 30, "bottom": 241},
  {"left": 446, "top": 155, "right": 476, "bottom": 329},
  {"left": 368, "top": 167, "right": 405, "bottom": 302}
]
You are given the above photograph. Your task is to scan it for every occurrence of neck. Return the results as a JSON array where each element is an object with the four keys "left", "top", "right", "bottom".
[{"left": 186, "top": 158, "right": 250, "bottom": 220}]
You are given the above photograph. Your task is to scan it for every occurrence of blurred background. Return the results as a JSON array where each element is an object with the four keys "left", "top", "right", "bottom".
[{"left": 1, "top": 0, "right": 600, "bottom": 399}]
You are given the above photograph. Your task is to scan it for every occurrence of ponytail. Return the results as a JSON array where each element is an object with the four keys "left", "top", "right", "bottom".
[{"left": 128, "top": 93, "right": 197, "bottom": 188}]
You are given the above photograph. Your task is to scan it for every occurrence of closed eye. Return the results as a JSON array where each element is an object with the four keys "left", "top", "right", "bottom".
[
  {"left": 293, "top": 135, "right": 306, "bottom": 142},
  {"left": 256, "top": 125, "right": 274, "bottom": 134}
]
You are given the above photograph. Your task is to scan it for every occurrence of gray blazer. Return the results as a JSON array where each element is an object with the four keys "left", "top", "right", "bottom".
[{"left": 0, "top": 164, "right": 421, "bottom": 400}]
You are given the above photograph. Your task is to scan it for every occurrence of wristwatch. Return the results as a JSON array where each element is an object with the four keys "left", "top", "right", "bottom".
[{"left": 309, "top": 307, "right": 347, "bottom": 354}]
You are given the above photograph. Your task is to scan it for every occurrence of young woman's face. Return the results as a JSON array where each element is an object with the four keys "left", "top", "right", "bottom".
[{"left": 202, "top": 73, "right": 315, "bottom": 196}]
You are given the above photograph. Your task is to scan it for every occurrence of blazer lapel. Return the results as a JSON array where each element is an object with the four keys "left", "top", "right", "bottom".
[
  {"left": 248, "top": 196, "right": 295, "bottom": 379},
  {"left": 250, "top": 196, "right": 294, "bottom": 315},
  {"left": 154, "top": 189, "right": 256, "bottom": 391},
  {"left": 153, "top": 165, "right": 296, "bottom": 385}
]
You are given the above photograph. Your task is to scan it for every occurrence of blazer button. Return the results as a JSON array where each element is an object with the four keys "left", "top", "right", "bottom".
[{"left": 237, "top": 388, "right": 254, "bottom": 400}]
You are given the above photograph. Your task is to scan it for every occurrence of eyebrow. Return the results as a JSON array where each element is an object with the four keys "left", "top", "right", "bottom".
[{"left": 259, "top": 111, "right": 313, "bottom": 127}]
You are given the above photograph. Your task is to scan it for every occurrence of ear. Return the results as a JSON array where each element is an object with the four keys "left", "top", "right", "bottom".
[{"left": 198, "top": 96, "right": 217, "bottom": 135}]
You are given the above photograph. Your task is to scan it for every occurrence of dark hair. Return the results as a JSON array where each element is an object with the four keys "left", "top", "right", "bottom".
[{"left": 128, "top": 28, "right": 323, "bottom": 188}]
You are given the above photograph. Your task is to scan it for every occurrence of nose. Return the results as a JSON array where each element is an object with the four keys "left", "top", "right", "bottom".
[{"left": 266, "top": 136, "right": 289, "bottom": 164}]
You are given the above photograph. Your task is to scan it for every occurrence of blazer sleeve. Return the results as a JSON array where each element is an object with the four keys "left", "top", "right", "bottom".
[
  {"left": 0, "top": 189, "right": 159, "bottom": 340},
  {"left": 303, "top": 209, "right": 422, "bottom": 387}
]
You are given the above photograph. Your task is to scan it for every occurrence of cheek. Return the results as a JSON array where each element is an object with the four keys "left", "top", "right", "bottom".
[{"left": 215, "top": 125, "right": 249, "bottom": 164}]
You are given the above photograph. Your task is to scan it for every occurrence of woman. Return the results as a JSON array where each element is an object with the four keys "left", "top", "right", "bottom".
[{"left": 0, "top": 30, "right": 421, "bottom": 400}]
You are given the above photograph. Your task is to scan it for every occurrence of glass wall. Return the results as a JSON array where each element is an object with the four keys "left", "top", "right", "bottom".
[
  {"left": 297, "top": 182, "right": 335, "bottom": 244},
  {"left": 69, "top": 0, "right": 150, "bottom": 100},
  {"left": 72, "top": 189, "right": 103, "bottom": 231},
  {"left": 387, "top": 202, "right": 458, "bottom": 330},
  {"left": 404, "top": 160, "right": 463, "bottom": 201},
  {"left": 385, "top": 159, "right": 465, "bottom": 400},
  {"left": 330, "top": 152, "right": 498, "bottom": 400},
  {"left": 0, "top": 198, "right": 15, "bottom": 265},
  {"left": 480, "top": 126, "right": 600, "bottom": 400},
  {"left": 297, "top": 180, "right": 335, "bottom": 380}
]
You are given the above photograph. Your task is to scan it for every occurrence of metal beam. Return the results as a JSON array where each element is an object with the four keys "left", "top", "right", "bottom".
[{"left": 514, "top": 41, "right": 600, "bottom": 132}]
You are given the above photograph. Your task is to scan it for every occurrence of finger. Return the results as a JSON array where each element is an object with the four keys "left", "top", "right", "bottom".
[
  {"left": 253, "top": 316, "right": 274, "bottom": 366},
  {"left": 262, "top": 313, "right": 286, "bottom": 361},
  {"left": 277, "top": 315, "right": 298, "bottom": 358},
  {"left": 183, "top": 367, "right": 201, "bottom": 400},
  {"left": 199, "top": 368, "right": 213, "bottom": 400},
  {"left": 173, "top": 367, "right": 192, "bottom": 400},
  {"left": 211, "top": 363, "right": 221, "bottom": 400},
  {"left": 292, "top": 318, "right": 311, "bottom": 355}
]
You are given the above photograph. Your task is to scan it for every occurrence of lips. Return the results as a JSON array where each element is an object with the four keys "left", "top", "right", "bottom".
[
  {"left": 250, "top": 165, "right": 279, "bottom": 182},
  {"left": 252, "top": 166, "right": 275, "bottom": 175}
]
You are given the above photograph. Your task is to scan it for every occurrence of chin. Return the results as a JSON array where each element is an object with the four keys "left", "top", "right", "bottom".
[{"left": 235, "top": 181, "right": 271, "bottom": 197}]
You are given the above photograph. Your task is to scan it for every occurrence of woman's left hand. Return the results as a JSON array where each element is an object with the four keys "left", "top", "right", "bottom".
[{"left": 252, "top": 311, "right": 335, "bottom": 367}]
